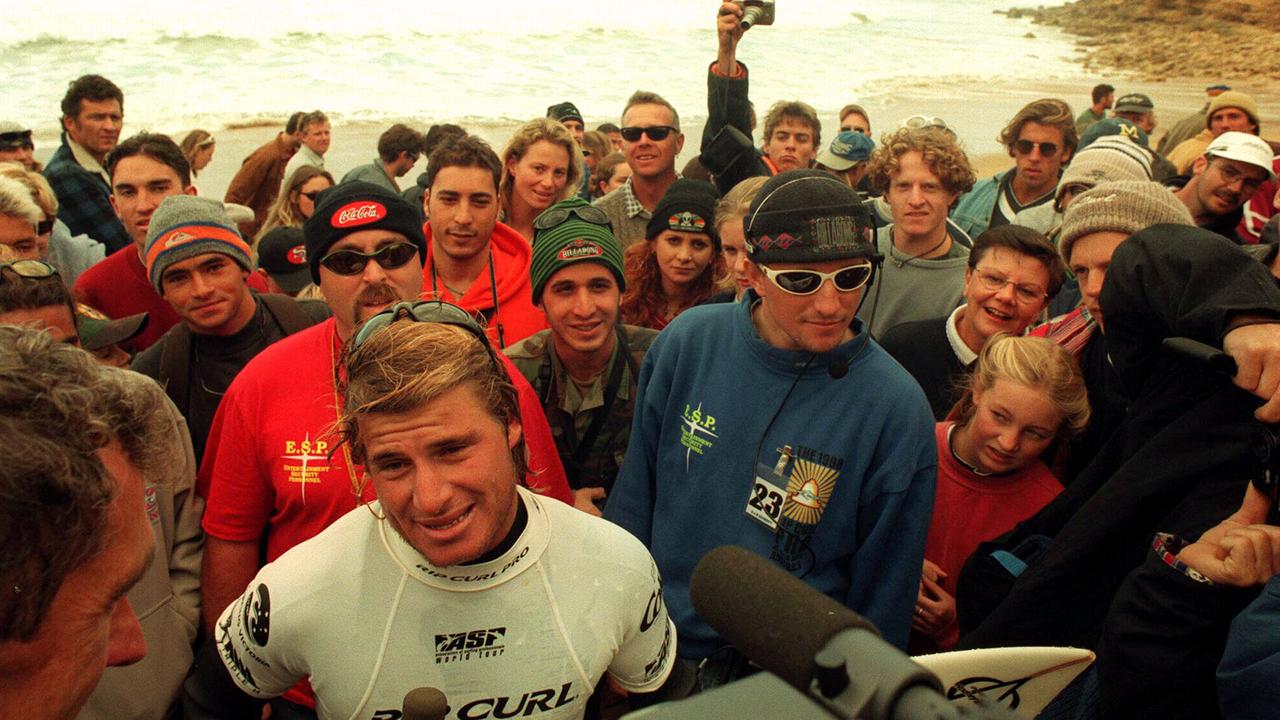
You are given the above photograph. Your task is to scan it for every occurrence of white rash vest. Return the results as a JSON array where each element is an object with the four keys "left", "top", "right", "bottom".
[{"left": 215, "top": 487, "right": 675, "bottom": 720}]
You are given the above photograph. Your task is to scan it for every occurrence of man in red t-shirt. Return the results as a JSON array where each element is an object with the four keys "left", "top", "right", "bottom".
[
  {"left": 73, "top": 132, "right": 269, "bottom": 351},
  {"left": 198, "top": 182, "right": 570, "bottom": 717}
]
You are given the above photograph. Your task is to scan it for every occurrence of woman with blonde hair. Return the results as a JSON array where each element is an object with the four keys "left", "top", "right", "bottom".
[
  {"left": 620, "top": 179, "right": 724, "bottom": 330},
  {"left": 911, "top": 334, "right": 1089, "bottom": 653},
  {"left": 256, "top": 165, "right": 334, "bottom": 243},
  {"left": 180, "top": 129, "right": 216, "bottom": 181},
  {"left": 0, "top": 164, "right": 103, "bottom": 284},
  {"left": 711, "top": 175, "right": 766, "bottom": 300},
  {"left": 499, "top": 118, "right": 581, "bottom": 241}
]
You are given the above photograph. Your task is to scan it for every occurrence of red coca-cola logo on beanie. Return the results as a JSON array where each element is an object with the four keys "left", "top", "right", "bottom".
[
  {"left": 331, "top": 201, "right": 387, "bottom": 229},
  {"left": 287, "top": 246, "right": 307, "bottom": 265}
]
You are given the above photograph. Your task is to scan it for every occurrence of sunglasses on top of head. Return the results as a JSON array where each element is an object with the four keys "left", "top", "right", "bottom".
[
  {"left": 620, "top": 125, "right": 678, "bottom": 142},
  {"left": 318, "top": 242, "right": 419, "bottom": 276},
  {"left": 758, "top": 262, "right": 873, "bottom": 296}
]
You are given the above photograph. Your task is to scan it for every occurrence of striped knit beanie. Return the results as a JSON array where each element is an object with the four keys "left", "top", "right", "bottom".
[
  {"left": 1058, "top": 181, "right": 1194, "bottom": 263},
  {"left": 530, "top": 198, "right": 624, "bottom": 302},
  {"left": 144, "top": 195, "right": 252, "bottom": 293}
]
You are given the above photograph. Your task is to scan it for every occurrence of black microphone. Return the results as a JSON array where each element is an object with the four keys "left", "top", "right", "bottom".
[
  {"left": 827, "top": 357, "right": 849, "bottom": 379},
  {"left": 691, "top": 546, "right": 979, "bottom": 720},
  {"left": 403, "top": 687, "right": 449, "bottom": 720}
]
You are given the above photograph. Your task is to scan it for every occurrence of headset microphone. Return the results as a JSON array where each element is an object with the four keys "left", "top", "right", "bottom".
[{"left": 827, "top": 357, "right": 849, "bottom": 379}]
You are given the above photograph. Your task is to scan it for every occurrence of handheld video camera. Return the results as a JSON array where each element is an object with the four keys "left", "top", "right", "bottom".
[{"left": 735, "top": 0, "right": 776, "bottom": 30}]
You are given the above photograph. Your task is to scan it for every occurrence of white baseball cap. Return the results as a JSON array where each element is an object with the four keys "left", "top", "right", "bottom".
[{"left": 1204, "top": 131, "right": 1276, "bottom": 179}]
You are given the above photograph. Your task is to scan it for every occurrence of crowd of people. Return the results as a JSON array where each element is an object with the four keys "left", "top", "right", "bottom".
[{"left": 4, "top": 3, "right": 1280, "bottom": 719}]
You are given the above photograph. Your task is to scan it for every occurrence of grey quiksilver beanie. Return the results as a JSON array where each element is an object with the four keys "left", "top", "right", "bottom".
[
  {"left": 1057, "top": 180, "right": 1194, "bottom": 263},
  {"left": 144, "top": 195, "right": 253, "bottom": 293}
]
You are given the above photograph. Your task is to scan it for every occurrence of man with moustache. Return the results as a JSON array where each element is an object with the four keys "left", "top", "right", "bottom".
[
  {"left": 700, "top": 2, "right": 821, "bottom": 195},
  {"left": 594, "top": 92, "right": 685, "bottom": 248},
  {"left": 197, "top": 182, "right": 571, "bottom": 718},
  {"left": 1171, "top": 132, "right": 1275, "bottom": 244},
  {"left": 43, "top": 74, "right": 131, "bottom": 254},
  {"left": 505, "top": 198, "right": 659, "bottom": 516},
  {"left": 130, "top": 196, "right": 328, "bottom": 463},
  {"left": 73, "top": 133, "right": 271, "bottom": 351}
]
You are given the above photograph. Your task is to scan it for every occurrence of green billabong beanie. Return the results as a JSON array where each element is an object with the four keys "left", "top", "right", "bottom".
[
  {"left": 144, "top": 195, "right": 253, "bottom": 294},
  {"left": 1057, "top": 180, "right": 1194, "bottom": 263},
  {"left": 530, "top": 198, "right": 625, "bottom": 302}
]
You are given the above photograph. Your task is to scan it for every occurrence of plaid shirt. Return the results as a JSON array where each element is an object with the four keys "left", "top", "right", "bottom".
[
  {"left": 43, "top": 136, "right": 130, "bottom": 254},
  {"left": 621, "top": 177, "right": 650, "bottom": 220}
]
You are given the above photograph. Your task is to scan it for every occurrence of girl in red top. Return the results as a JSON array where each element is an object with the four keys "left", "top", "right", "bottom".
[
  {"left": 620, "top": 179, "right": 725, "bottom": 330},
  {"left": 911, "top": 334, "right": 1090, "bottom": 653}
]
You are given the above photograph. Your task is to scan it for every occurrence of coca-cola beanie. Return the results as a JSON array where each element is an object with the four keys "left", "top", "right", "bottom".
[
  {"left": 529, "top": 198, "right": 625, "bottom": 302},
  {"left": 145, "top": 195, "right": 253, "bottom": 294},
  {"left": 303, "top": 181, "right": 427, "bottom": 283},
  {"left": 744, "top": 169, "right": 876, "bottom": 264}
]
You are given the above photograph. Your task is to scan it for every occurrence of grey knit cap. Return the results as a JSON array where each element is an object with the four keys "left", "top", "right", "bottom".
[
  {"left": 1056, "top": 137, "right": 1154, "bottom": 207},
  {"left": 144, "top": 195, "right": 253, "bottom": 293},
  {"left": 1058, "top": 180, "right": 1194, "bottom": 263}
]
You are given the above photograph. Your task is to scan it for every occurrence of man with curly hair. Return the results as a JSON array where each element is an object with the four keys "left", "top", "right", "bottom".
[
  {"left": 953, "top": 99, "right": 1078, "bottom": 238},
  {"left": 857, "top": 126, "right": 977, "bottom": 338}
]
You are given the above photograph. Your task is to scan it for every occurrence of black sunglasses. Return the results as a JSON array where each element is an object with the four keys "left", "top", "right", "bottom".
[
  {"left": 302, "top": 190, "right": 324, "bottom": 201},
  {"left": 319, "top": 242, "right": 419, "bottom": 276},
  {"left": 1013, "top": 139, "right": 1060, "bottom": 158},
  {"left": 0, "top": 259, "right": 59, "bottom": 281},
  {"left": 37, "top": 219, "right": 54, "bottom": 236},
  {"left": 620, "top": 125, "right": 678, "bottom": 142},
  {"left": 533, "top": 203, "right": 612, "bottom": 232}
]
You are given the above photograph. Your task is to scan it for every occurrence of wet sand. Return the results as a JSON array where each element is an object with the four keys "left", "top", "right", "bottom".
[{"left": 32, "top": 75, "right": 1280, "bottom": 201}]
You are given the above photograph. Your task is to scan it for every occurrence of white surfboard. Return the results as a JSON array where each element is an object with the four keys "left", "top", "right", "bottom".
[{"left": 912, "top": 646, "right": 1095, "bottom": 718}]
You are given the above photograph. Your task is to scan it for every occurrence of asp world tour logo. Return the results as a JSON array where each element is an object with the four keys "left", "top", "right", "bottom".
[{"left": 434, "top": 627, "right": 507, "bottom": 664}]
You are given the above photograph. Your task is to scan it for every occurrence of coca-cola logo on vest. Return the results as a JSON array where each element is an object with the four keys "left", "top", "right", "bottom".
[{"left": 331, "top": 201, "right": 387, "bottom": 229}]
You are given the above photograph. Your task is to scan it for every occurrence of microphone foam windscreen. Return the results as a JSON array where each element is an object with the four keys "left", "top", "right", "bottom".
[
  {"left": 690, "top": 545, "right": 876, "bottom": 690},
  {"left": 402, "top": 687, "right": 450, "bottom": 720}
]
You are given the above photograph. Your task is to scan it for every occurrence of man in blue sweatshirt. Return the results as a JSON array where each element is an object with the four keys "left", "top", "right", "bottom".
[{"left": 605, "top": 169, "right": 937, "bottom": 688}]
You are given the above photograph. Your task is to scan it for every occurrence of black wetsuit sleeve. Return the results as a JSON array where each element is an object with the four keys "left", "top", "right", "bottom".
[{"left": 182, "top": 638, "right": 270, "bottom": 720}]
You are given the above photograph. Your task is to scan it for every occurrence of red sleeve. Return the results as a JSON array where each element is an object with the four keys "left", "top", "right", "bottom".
[
  {"left": 199, "top": 378, "right": 275, "bottom": 540},
  {"left": 498, "top": 353, "right": 572, "bottom": 505}
]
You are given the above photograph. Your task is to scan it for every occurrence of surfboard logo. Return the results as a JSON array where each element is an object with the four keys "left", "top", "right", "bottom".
[{"left": 946, "top": 675, "right": 1029, "bottom": 709}]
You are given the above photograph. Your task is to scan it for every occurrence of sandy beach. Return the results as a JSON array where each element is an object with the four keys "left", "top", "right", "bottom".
[{"left": 120, "top": 74, "right": 1279, "bottom": 203}]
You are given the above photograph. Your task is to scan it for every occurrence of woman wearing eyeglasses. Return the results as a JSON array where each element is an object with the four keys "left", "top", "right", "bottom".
[
  {"left": 255, "top": 165, "right": 335, "bottom": 246},
  {"left": 499, "top": 118, "right": 581, "bottom": 242},
  {"left": 880, "top": 226, "right": 1064, "bottom": 419},
  {"left": 620, "top": 179, "right": 725, "bottom": 330}
]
